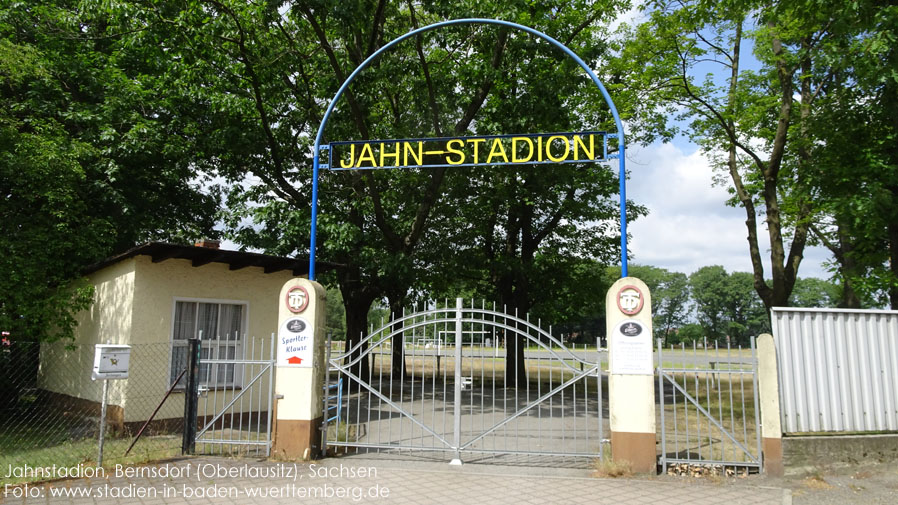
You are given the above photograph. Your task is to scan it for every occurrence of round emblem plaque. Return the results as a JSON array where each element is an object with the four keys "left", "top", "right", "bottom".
[
  {"left": 616, "top": 285, "right": 644, "bottom": 316},
  {"left": 285, "top": 285, "right": 310, "bottom": 314}
]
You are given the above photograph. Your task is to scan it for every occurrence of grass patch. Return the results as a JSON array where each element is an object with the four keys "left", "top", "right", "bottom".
[
  {"left": 803, "top": 474, "right": 834, "bottom": 489},
  {"left": 593, "top": 455, "right": 634, "bottom": 478},
  {"left": 0, "top": 434, "right": 182, "bottom": 486}
]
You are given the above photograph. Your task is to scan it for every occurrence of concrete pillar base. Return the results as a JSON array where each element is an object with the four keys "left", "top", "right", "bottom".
[
  {"left": 762, "top": 437, "right": 784, "bottom": 477},
  {"left": 272, "top": 417, "right": 322, "bottom": 461},
  {"left": 611, "top": 431, "right": 656, "bottom": 473}
]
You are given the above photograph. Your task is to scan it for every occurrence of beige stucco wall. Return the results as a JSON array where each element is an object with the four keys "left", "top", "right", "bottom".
[
  {"left": 122, "top": 256, "right": 296, "bottom": 422},
  {"left": 40, "top": 253, "right": 299, "bottom": 424},
  {"left": 38, "top": 259, "right": 136, "bottom": 406}
]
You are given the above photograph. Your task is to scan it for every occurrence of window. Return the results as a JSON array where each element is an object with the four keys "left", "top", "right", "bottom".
[{"left": 169, "top": 300, "right": 247, "bottom": 388}]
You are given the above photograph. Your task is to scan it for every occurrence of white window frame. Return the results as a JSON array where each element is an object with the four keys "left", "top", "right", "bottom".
[{"left": 169, "top": 297, "right": 249, "bottom": 390}]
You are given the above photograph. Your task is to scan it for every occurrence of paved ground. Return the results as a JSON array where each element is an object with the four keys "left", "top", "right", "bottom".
[
  {"left": 7, "top": 455, "right": 897, "bottom": 504},
  {"left": 2, "top": 456, "right": 790, "bottom": 505}
]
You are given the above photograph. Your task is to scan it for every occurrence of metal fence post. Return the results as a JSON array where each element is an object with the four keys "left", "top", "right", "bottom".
[
  {"left": 97, "top": 379, "right": 109, "bottom": 466},
  {"left": 657, "top": 337, "right": 666, "bottom": 473},
  {"left": 322, "top": 333, "right": 331, "bottom": 456},
  {"left": 181, "top": 337, "right": 200, "bottom": 454},
  {"left": 450, "top": 297, "right": 463, "bottom": 465}
]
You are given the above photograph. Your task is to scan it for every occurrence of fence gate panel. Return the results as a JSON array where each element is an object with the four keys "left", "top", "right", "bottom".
[
  {"left": 656, "top": 337, "right": 762, "bottom": 473},
  {"left": 324, "top": 298, "right": 606, "bottom": 465},
  {"left": 193, "top": 335, "right": 275, "bottom": 456}
]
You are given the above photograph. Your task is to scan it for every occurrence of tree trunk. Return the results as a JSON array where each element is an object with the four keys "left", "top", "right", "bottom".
[
  {"left": 837, "top": 221, "right": 862, "bottom": 308},
  {"left": 340, "top": 284, "right": 375, "bottom": 393},
  {"left": 504, "top": 328, "right": 527, "bottom": 388},
  {"left": 388, "top": 295, "right": 408, "bottom": 380},
  {"left": 889, "top": 221, "right": 898, "bottom": 310},
  {"left": 499, "top": 287, "right": 529, "bottom": 389}
]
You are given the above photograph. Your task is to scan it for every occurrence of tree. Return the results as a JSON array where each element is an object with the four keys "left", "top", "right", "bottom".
[
  {"left": 689, "top": 266, "right": 768, "bottom": 345},
  {"left": 670, "top": 323, "right": 704, "bottom": 345},
  {"left": 147, "top": 0, "right": 635, "bottom": 386},
  {"left": 1, "top": 2, "right": 219, "bottom": 342},
  {"left": 789, "top": 277, "right": 840, "bottom": 308},
  {"left": 325, "top": 287, "right": 346, "bottom": 340},
  {"left": 800, "top": 3, "right": 898, "bottom": 309},
  {"left": 619, "top": 0, "right": 881, "bottom": 311}
]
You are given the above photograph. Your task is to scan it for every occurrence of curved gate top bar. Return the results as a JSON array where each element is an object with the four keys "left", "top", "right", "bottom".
[{"left": 308, "top": 18, "right": 628, "bottom": 280}]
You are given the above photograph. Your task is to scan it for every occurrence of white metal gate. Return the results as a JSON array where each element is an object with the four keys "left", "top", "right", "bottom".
[
  {"left": 657, "top": 337, "right": 762, "bottom": 472},
  {"left": 323, "top": 299, "right": 606, "bottom": 464},
  {"left": 193, "top": 336, "right": 276, "bottom": 456}
]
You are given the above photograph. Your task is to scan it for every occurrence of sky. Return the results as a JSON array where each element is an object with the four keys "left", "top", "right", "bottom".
[{"left": 624, "top": 139, "right": 832, "bottom": 279}]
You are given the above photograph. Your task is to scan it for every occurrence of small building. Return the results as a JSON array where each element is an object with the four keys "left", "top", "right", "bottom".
[{"left": 38, "top": 241, "right": 314, "bottom": 430}]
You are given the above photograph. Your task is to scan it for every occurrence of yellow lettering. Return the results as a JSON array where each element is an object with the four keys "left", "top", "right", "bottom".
[
  {"left": 446, "top": 139, "right": 465, "bottom": 165},
  {"left": 537, "top": 136, "right": 544, "bottom": 161},
  {"left": 380, "top": 142, "right": 400, "bottom": 167},
  {"left": 546, "top": 135, "right": 570, "bottom": 162},
  {"left": 467, "top": 138, "right": 486, "bottom": 164},
  {"left": 339, "top": 144, "right": 356, "bottom": 169},
  {"left": 511, "top": 137, "right": 534, "bottom": 163},
  {"left": 573, "top": 135, "right": 595, "bottom": 160},
  {"left": 486, "top": 138, "right": 509, "bottom": 164},
  {"left": 356, "top": 143, "right": 376, "bottom": 167},
  {"left": 403, "top": 141, "right": 423, "bottom": 166}
]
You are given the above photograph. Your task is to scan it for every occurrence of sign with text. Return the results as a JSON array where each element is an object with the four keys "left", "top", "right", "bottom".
[
  {"left": 610, "top": 319, "right": 652, "bottom": 375},
  {"left": 328, "top": 131, "right": 609, "bottom": 170},
  {"left": 278, "top": 317, "right": 313, "bottom": 368}
]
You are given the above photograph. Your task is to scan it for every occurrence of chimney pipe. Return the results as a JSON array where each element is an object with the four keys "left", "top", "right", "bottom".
[{"left": 194, "top": 239, "right": 220, "bottom": 249}]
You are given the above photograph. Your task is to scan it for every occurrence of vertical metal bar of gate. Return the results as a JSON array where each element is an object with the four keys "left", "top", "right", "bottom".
[
  {"left": 657, "top": 338, "right": 666, "bottom": 473},
  {"left": 452, "top": 298, "right": 462, "bottom": 463},
  {"left": 322, "top": 333, "right": 332, "bottom": 455},
  {"left": 265, "top": 333, "right": 275, "bottom": 456},
  {"left": 598, "top": 337, "right": 605, "bottom": 460}
]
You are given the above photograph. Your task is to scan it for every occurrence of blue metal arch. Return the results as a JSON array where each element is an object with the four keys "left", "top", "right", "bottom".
[{"left": 308, "top": 18, "right": 628, "bottom": 280}]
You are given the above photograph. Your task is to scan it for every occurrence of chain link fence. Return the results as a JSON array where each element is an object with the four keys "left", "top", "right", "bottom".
[{"left": 1, "top": 340, "right": 186, "bottom": 485}]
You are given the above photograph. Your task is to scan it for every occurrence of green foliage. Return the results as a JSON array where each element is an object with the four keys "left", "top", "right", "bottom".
[
  {"left": 618, "top": 0, "right": 898, "bottom": 311},
  {"left": 1, "top": 1, "right": 220, "bottom": 341},
  {"left": 795, "top": 3, "right": 898, "bottom": 308},
  {"left": 670, "top": 323, "right": 704, "bottom": 345},
  {"left": 325, "top": 286, "right": 346, "bottom": 341},
  {"left": 688, "top": 266, "right": 768, "bottom": 345},
  {"left": 141, "top": 0, "right": 638, "bottom": 342},
  {"left": 788, "top": 277, "right": 840, "bottom": 308}
]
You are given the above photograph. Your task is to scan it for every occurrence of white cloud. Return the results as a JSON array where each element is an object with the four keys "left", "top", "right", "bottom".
[{"left": 624, "top": 142, "right": 831, "bottom": 279}]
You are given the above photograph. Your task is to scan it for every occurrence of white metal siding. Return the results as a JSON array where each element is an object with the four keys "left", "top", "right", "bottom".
[{"left": 772, "top": 308, "right": 898, "bottom": 434}]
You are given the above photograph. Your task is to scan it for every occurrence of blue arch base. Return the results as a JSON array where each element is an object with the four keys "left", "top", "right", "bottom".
[{"left": 308, "top": 18, "right": 628, "bottom": 280}]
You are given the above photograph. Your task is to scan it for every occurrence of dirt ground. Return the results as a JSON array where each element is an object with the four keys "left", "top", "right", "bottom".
[
  {"left": 649, "top": 459, "right": 898, "bottom": 504},
  {"left": 783, "top": 459, "right": 898, "bottom": 505}
]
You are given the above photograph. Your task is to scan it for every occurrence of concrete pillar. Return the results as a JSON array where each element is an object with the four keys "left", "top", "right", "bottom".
[
  {"left": 272, "top": 278, "right": 327, "bottom": 460},
  {"left": 607, "top": 277, "right": 656, "bottom": 473},
  {"left": 757, "top": 333, "right": 784, "bottom": 476}
]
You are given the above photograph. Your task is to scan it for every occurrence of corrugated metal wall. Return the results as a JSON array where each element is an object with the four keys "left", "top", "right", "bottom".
[{"left": 772, "top": 308, "right": 898, "bottom": 434}]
